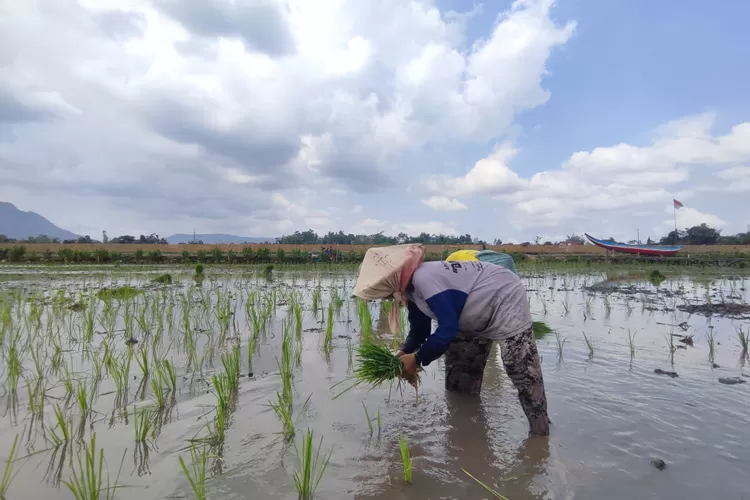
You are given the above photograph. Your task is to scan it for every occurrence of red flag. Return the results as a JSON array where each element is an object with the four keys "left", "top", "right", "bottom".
[{"left": 673, "top": 198, "right": 684, "bottom": 209}]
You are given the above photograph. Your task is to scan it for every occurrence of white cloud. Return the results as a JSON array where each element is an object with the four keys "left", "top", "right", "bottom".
[
  {"left": 668, "top": 205, "right": 726, "bottom": 229},
  {"left": 423, "top": 143, "right": 525, "bottom": 196},
  {"left": 0, "top": 1, "right": 746, "bottom": 242},
  {"left": 421, "top": 196, "right": 468, "bottom": 211},
  {"left": 427, "top": 113, "right": 750, "bottom": 233},
  {"left": 0, "top": 0, "right": 577, "bottom": 239},
  {"left": 715, "top": 166, "right": 750, "bottom": 192}
]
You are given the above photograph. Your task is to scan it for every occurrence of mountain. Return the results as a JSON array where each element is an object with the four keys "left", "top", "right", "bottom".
[
  {"left": 0, "top": 202, "right": 79, "bottom": 241},
  {"left": 166, "top": 233, "right": 277, "bottom": 244}
]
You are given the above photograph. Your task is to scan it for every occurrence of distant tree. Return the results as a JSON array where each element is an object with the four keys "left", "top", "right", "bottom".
[
  {"left": 24, "top": 235, "right": 59, "bottom": 244},
  {"left": 110, "top": 235, "right": 136, "bottom": 244},
  {"left": 660, "top": 229, "right": 687, "bottom": 245},
  {"left": 564, "top": 234, "right": 585, "bottom": 245},
  {"left": 102, "top": 230, "right": 109, "bottom": 244},
  {"left": 278, "top": 229, "right": 488, "bottom": 246},
  {"left": 684, "top": 223, "right": 721, "bottom": 245}
]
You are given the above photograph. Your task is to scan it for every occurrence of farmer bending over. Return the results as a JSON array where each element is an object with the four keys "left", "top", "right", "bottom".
[{"left": 353, "top": 244, "right": 550, "bottom": 436}]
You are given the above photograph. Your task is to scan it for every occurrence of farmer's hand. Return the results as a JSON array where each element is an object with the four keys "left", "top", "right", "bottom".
[
  {"left": 399, "top": 353, "right": 419, "bottom": 387},
  {"left": 395, "top": 350, "right": 405, "bottom": 358}
]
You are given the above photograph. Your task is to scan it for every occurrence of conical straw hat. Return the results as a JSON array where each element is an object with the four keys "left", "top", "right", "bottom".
[{"left": 352, "top": 244, "right": 425, "bottom": 300}]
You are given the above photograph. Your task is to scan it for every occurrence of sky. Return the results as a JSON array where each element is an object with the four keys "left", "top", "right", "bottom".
[{"left": 1, "top": 0, "right": 749, "bottom": 243}]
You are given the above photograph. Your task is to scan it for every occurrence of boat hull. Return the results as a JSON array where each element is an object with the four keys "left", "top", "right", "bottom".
[{"left": 584, "top": 234, "right": 683, "bottom": 257}]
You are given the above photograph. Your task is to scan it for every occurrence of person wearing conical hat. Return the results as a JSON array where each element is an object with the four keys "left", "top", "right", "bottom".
[{"left": 352, "top": 244, "right": 550, "bottom": 436}]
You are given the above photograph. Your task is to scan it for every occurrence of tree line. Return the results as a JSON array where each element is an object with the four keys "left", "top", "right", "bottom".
[
  {"left": 2, "top": 223, "right": 748, "bottom": 247},
  {"left": 0, "top": 233, "right": 168, "bottom": 245}
]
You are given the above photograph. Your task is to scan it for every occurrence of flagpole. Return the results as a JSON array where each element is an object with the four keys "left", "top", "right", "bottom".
[{"left": 673, "top": 199, "right": 678, "bottom": 243}]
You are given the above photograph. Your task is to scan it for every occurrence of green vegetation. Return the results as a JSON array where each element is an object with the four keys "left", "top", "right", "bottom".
[
  {"left": 353, "top": 343, "right": 404, "bottom": 389},
  {"left": 462, "top": 468, "right": 509, "bottom": 499},
  {"left": 0, "top": 261, "right": 747, "bottom": 499},
  {"left": 398, "top": 434, "right": 413, "bottom": 484},
  {"left": 292, "top": 429, "right": 332, "bottom": 500},
  {"left": 178, "top": 446, "right": 209, "bottom": 500},
  {"left": 96, "top": 286, "right": 142, "bottom": 301}
]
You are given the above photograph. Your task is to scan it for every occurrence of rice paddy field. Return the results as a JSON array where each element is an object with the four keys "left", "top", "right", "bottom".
[{"left": 0, "top": 263, "right": 749, "bottom": 500}]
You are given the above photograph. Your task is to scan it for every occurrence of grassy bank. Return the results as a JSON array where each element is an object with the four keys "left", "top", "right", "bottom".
[{"left": 1, "top": 243, "right": 749, "bottom": 268}]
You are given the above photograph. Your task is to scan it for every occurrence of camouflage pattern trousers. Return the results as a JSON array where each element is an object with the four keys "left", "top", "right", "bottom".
[{"left": 444, "top": 327, "right": 551, "bottom": 436}]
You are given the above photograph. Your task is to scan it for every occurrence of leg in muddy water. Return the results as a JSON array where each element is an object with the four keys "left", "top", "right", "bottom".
[
  {"left": 444, "top": 336, "right": 493, "bottom": 395},
  {"left": 498, "top": 327, "right": 551, "bottom": 436}
]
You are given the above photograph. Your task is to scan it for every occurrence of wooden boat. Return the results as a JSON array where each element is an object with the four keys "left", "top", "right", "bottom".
[{"left": 584, "top": 233, "right": 683, "bottom": 257}]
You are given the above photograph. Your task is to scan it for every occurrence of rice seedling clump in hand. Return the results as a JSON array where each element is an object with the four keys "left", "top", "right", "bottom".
[{"left": 353, "top": 343, "right": 408, "bottom": 389}]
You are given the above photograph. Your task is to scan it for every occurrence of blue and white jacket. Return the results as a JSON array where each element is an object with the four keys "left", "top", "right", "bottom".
[{"left": 400, "top": 260, "right": 531, "bottom": 366}]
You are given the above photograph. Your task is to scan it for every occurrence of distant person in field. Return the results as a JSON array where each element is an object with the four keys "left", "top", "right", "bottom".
[{"left": 352, "top": 244, "right": 550, "bottom": 436}]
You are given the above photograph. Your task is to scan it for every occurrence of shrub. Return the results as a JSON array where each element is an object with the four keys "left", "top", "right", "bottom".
[{"left": 8, "top": 245, "right": 26, "bottom": 262}]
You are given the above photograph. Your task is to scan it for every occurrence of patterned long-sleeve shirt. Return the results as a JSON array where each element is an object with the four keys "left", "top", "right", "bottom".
[{"left": 400, "top": 260, "right": 531, "bottom": 366}]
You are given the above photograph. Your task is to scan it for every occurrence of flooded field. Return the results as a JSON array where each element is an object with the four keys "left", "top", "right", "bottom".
[{"left": 0, "top": 265, "right": 749, "bottom": 500}]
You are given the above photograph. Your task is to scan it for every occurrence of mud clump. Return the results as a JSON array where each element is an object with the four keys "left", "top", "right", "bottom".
[
  {"left": 650, "top": 458, "right": 667, "bottom": 471},
  {"left": 654, "top": 369, "right": 679, "bottom": 378},
  {"left": 677, "top": 302, "right": 750, "bottom": 319},
  {"left": 152, "top": 273, "right": 173, "bottom": 284},
  {"left": 718, "top": 377, "right": 746, "bottom": 385}
]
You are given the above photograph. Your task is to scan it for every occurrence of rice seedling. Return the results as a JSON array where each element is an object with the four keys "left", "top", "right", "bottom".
[
  {"left": 461, "top": 468, "right": 509, "bottom": 500},
  {"left": 135, "top": 344, "right": 150, "bottom": 377},
  {"left": 26, "top": 375, "right": 47, "bottom": 418},
  {"left": 292, "top": 429, "right": 333, "bottom": 500},
  {"left": 62, "top": 432, "right": 126, "bottom": 500},
  {"left": 532, "top": 321, "right": 552, "bottom": 338},
  {"left": 554, "top": 330, "right": 567, "bottom": 361},
  {"left": 178, "top": 445, "right": 208, "bottom": 500},
  {"left": 398, "top": 434, "right": 413, "bottom": 484},
  {"left": 706, "top": 328, "right": 717, "bottom": 362},
  {"left": 357, "top": 300, "right": 373, "bottom": 342},
  {"left": 665, "top": 332, "right": 676, "bottom": 362},
  {"left": 133, "top": 406, "right": 154, "bottom": 444},
  {"left": 362, "top": 402, "right": 373, "bottom": 435},
  {"left": 333, "top": 343, "right": 406, "bottom": 399},
  {"left": 736, "top": 326, "right": 749, "bottom": 358},
  {"left": 561, "top": 296, "right": 570, "bottom": 316},
  {"left": 162, "top": 359, "right": 178, "bottom": 395},
  {"left": 75, "top": 380, "right": 95, "bottom": 418},
  {"left": 268, "top": 389, "right": 296, "bottom": 442},
  {"left": 151, "top": 375, "right": 169, "bottom": 410},
  {"left": 324, "top": 303, "right": 334, "bottom": 352},
  {"left": 627, "top": 329, "right": 637, "bottom": 359},
  {"left": 311, "top": 286, "right": 321, "bottom": 314},
  {"left": 582, "top": 331, "right": 594, "bottom": 359},
  {"left": 220, "top": 344, "right": 241, "bottom": 393},
  {"left": 48, "top": 404, "right": 73, "bottom": 447},
  {"left": 293, "top": 300, "right": 303, "bottom": 339},
  {"left": 0, "top": 434, "right": 20, "bottom": 500}
]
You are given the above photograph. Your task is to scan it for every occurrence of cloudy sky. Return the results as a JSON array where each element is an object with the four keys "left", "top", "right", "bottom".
[{"left": 1, "top": 0, "right": 749, "bottom": 242}]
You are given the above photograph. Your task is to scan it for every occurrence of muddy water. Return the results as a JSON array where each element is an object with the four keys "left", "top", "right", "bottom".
[{"left": 1, "top": 268, "right": 749, "bottom": 500}]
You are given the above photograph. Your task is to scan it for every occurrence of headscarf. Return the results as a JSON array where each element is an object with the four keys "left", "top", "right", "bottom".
[
  {"left": 352, "top": 244, "right": 426, "bottom": 334},
  {"left": 445, "top": 249, "right": 479, "bottom": 262}
]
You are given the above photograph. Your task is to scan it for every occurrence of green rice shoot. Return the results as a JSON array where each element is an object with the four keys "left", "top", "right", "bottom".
[
  {"left": 398, "top": 434, "right": 412, "bottom": 484},
  {"left": 461, "top": 468, "right": 509, "bottom": 499}
]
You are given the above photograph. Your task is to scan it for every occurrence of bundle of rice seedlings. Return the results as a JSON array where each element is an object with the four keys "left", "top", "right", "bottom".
[
  {"left": 353, "top": 343, "right": 404, "bottom": 389},
  {"left": 332, "top": 343, "right": 416, "bottom": 399}
]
